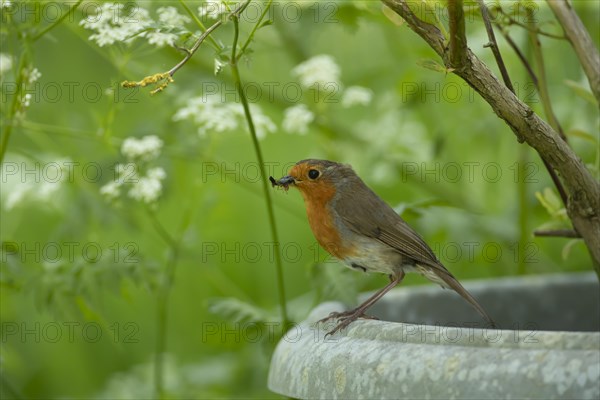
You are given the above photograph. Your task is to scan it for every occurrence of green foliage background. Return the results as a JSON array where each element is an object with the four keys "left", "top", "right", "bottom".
[{"left": 1, "top": 1, "right": 598, "bottom": 398}]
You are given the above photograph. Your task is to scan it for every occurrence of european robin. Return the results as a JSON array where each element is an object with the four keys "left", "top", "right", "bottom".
[{"left": 271, "top": 159, "right": 496, "bottom": 336}]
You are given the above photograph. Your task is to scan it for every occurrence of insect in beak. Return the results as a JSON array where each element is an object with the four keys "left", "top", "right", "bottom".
[{"left": 269, "top": 175, "right": 295, "bottom": 191}]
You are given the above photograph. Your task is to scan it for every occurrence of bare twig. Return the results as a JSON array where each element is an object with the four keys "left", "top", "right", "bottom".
[
  {"left": 493, "top": 17, "right": 568, "bottom": 207},
  {"left": 475, "top": 0, "right": 514, "bottom": 93},
  {"left": 168, "top": 0, "right": 251, "bottom": 76},
  {"left": 167, "top": 9, "right": 229, "bottom": 77},
  {"left": 178, "top": 0, "right": 221, "bottom": 50},
  {"left": 448, "top": 0, "right": 468, "bottom": 68},
  {"left": 497, "top": 28, "right": 538, "bottom": 88},
  {"left": 493, "top": 6, "right": 566, "bottom": 40},
  {"left": 122, "top": 1, "right": 249, "bottom": 94},
  {"left": 547, "top": 0, "right": 600, "bottom": 103},
  {"left": 534, "top": 229, "right": 581, "bottom": 238}
]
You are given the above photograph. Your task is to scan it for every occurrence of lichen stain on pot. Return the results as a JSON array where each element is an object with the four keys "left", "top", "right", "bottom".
[
  {"left": 375, "top": 362, "right": 388, "bottom": 376},
  {"left": 444, "top": 355, "right": 461, "bottom": 378},
  {"left": 301, "top": 366, "right": 309, "bottom": 386},
  {"left": 334, "top": 365, "right": 346, "bottom": 394}
]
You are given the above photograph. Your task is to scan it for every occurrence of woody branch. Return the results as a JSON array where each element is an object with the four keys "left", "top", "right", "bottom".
[{"left": 381, "top": 0, "right": 600, "bottom": 273}]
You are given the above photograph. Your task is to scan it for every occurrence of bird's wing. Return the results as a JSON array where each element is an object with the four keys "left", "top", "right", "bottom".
[
  {"left": 335, "top": 182, "right": 444, "bottom": 269},
  {"left": 335, "top": 182, "right": 498, "bottom": 327}
]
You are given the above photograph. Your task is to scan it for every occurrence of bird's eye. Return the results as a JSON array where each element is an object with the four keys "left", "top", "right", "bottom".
[{"left": 308, "top": 169, "right": 320, "bottom": 180}]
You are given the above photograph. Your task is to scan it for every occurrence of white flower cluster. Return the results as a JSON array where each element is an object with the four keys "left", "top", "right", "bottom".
[
  {"left": 342, "top": 86, "right": 373, "bottom": 108},
  {"left": 121, "top": 135, "right": 163, "bottom": 161},
  {"left": 147, "top": 6, "right": 192, "bottom": 47},
  {"left": 0, "top": 53, "right": 12, "bottom": 74},
  {"left": 173, "top": 96, "right": 276, "bottom": 140},
  {"left": 292, "top": 54, "right": 341, "bottom": 89},
  {"left": 285, "top": 55, "right": 374, "bottom": 134},
  {"left": 282, "top": 104, "right": 314, "bottom": 135},
  {"left": 80, "top": 3, "right": 151, "bottom": 47},
  {"left": 80, "top": 4, "right": 190, "bottom": 48},
  {"left": 15, "top": 66, "right": 42, "bottom": 111},
  {"left": 28, "top": 67, "right": 41, "bottom": 84},
  {"left": 127, "top": 167, "right": 167, "bottom": 204},
  {"left": 1, "top": 1, "right": 11, "bottom": 9},
  {"left": 100, "top": 135, "right": 167, "bottom": 205},
  {"left": 3, "top": 158, "right": 71, "bottom": 211}
]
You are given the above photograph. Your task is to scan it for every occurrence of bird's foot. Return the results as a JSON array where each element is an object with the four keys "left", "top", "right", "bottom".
[{"left": 317, "top": 310, "right": 378, "bottom": 338}]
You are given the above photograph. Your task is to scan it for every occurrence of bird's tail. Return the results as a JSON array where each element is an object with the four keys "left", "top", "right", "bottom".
[{"left": 428, "top": 266, "right": 497, "bottom": 328}]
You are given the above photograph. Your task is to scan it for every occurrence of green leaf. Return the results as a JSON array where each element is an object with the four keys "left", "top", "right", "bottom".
[
  {"left": 564, "top": 80, "right": 598, "bottom": 106},
  {"left": 207, "top": 297, "right": 272, "bottom": 323},
  {"left": 535, "top": 187, "right": 567, "bottom": 220},
  {"left": 561, "top": 239, "right": 582, "bottom": 260},
  {"left": 258, "top": 19, "right": 273, "bottom": 29},
  {"left": 566, "top": 128, "right": 599, "bottom": 144},
  {"left": 416, "top": 59, "right": 454, "bottom": 74}
]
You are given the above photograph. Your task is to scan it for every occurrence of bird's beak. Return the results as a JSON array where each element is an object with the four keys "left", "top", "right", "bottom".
[{"left": 277, "top": 176, "right": 295, "bottom": 186}]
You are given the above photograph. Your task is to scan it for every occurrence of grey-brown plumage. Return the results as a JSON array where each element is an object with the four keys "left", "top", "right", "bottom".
[{"left": 274, "top": 159, "right": 497, "bottom": 335}]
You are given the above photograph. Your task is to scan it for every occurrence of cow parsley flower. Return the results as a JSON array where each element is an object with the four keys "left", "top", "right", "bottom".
[
  {"left": 128, "top": 168, "right": 166, "bottom": 204},
  {"left": 121, "top": 135, "right": 163, "bottom": 161},
  {"left": 80, "top": 3, "right": 153, "bottom": 47},
  {"left": 173, "top": 95, "right": 275, "bottom": 140},
  {"left": 145, "top": 7, "right": 192, "bottom": 47},
  {"left": 157, "top": 6, "right": 191, "bottom": 26},
  {"left": 342, "top": 86, "right": 373, "bottom": 107},
  {"left": 22, "top": 93, "right": 32, "bottom": 108},
  {"left": 3, "top": 158, "right": 70, "bottom": 211},
  {"left": 101, "top": 141, "right": 166, "bottom": 205},
  {"left": 28, "top": 67, "right": 41, "bottom": 84},
  {"left": 146, "top": 32, "right": 179, "bottom": 47},
  {"left": 282, "top": 104, "right": 314, "bottom": 135},
  {"left": 0, "top": 53, "right": 12, "bottom": 75},
  {"left": 100, "top": 180, "right": 122, "bottom": 201},
  {"left": 292, "top": 55, "right": 341, "bottom": 90}
]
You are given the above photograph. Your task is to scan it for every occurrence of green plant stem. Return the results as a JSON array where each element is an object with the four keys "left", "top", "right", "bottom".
[
  {"left": 517, "top": 149, "right": 529, "bottom": 275},
  {"left": 239, "top": 0, "right": 273, "bottom": 56},
  {"left": 230, "top": 14, "right": 290, "bottom": 329},
  {"left": 147, "top": 210, "right": 182, "bottom": 399},
  {"left": 32, "top": 0, "right": 83, "bottom": 41},
  {"left": 526, "top": 13, "right": 565, "bottom": 140}
]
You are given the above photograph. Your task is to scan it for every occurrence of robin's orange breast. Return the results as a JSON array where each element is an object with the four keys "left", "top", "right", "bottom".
[{"left": 298, "top": 185, "right": 355, "bottom": 260}]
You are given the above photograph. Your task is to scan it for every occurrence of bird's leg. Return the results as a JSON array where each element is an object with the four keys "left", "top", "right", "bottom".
[{"left": 320, "top": 271, "right": 405, "bottom": 337}]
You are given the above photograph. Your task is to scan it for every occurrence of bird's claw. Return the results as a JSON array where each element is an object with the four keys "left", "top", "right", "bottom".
[{"left": 317, "top": 310, "right": 379, "bottom": 338}]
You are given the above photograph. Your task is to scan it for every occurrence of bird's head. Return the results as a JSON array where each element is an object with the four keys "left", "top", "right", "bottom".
[{"left": 272, "top": 159, "right": 356, "bottom": 203}]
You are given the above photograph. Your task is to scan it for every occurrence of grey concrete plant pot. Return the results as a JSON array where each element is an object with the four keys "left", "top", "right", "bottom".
[{"left": 268, "top": 272, "right": 600, "bottom": 399}]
